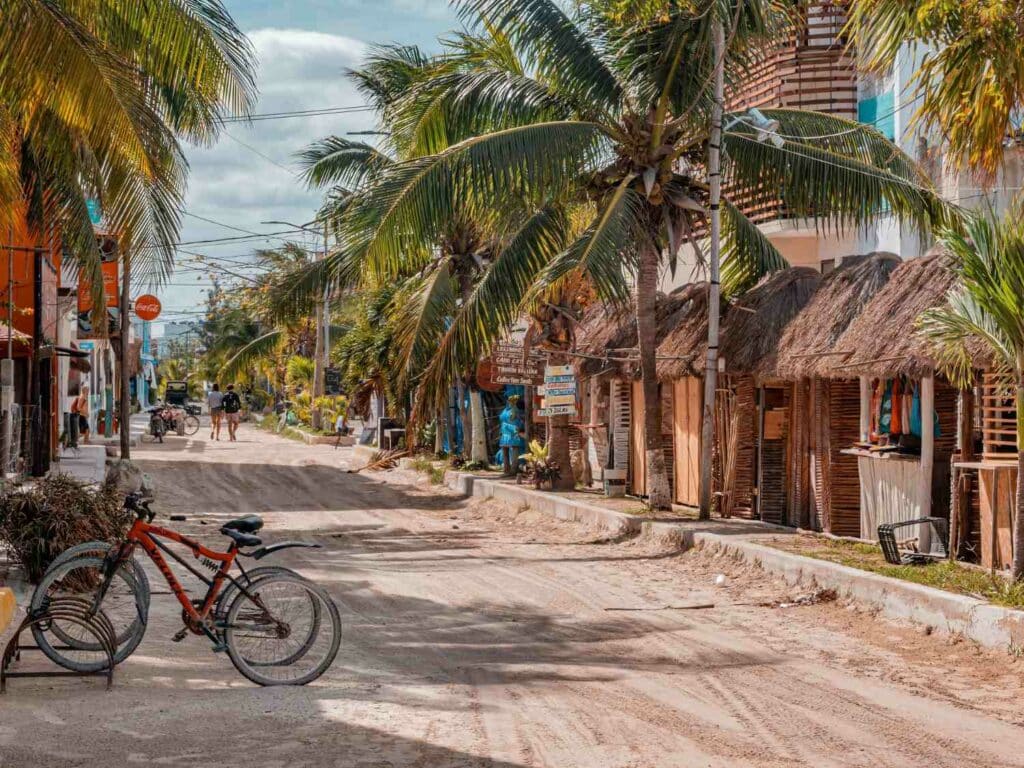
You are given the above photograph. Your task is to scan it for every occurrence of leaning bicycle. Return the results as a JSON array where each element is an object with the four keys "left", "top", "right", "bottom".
[{"left": 32, "top": 493, "right": 341, "bottom": 686}]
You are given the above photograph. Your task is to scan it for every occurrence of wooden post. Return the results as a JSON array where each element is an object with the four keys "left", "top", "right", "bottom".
[{"left": 919, "top": 373, "right": 935, "bottom": 551}]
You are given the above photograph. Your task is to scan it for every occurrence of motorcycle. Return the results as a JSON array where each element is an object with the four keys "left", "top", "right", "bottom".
[{"left": 143, "top": 407, "right": 167, "bottom": 443}]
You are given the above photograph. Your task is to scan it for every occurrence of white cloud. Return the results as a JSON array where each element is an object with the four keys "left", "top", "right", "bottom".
[{"left": 161, "top": 27, "right": 382, "bottom": 323}]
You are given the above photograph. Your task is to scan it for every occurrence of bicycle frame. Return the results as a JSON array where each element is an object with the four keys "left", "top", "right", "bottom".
[{"left": 116, "top": 518, "right": 256, "bottom": 644}]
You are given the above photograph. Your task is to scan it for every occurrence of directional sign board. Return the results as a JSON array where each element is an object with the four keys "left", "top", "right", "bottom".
[{"left": 541, "top": 364, "right": 577, "bottom": 418}]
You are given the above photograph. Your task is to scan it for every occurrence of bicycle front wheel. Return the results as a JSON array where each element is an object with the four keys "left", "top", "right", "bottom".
[
  {"left": 182, "top": 414, "right": 200, "bottom": 435},
  {"left": 224, "top": 574, "right": 340, "bottom": 686},
  {"left": 31, "top": 555, "right": 149, "bottom": 672}
]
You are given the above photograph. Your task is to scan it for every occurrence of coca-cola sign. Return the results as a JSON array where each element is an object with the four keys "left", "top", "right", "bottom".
[{"left": 133, "top": 294, "right": 162, "bottom": 321}]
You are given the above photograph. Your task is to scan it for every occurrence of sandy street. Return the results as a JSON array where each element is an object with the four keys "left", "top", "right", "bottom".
[{"left": 2, "top": 423, "right": 1024, "bottom": 767}]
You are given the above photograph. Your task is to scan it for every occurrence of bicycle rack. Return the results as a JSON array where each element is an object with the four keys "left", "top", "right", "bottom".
[{"left": 1, "top": 596, "right": 117, "bottom": 692}]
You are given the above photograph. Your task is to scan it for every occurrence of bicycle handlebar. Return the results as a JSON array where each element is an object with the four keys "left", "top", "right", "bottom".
[{"left": 124, "top": 492, "right": 156, "bottom": 521}]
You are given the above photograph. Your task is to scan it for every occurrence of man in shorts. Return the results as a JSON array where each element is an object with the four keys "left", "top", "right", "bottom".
[
  {"left": 222, "top": 384, "right": 242, "bottom": 442},
  {"left": 207, "top": 383, "right": 224, "bottom": 440}
]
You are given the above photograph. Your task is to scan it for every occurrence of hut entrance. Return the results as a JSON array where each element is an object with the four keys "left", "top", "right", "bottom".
[
  {"left": 628, "top": 380, "right": 674, "bottom": 499},
  {"left": 758, "top": 385, "right": 789, "bottom": 524},
  {"left": 672, "top": 377, "right": 701, "bottom": 506}
]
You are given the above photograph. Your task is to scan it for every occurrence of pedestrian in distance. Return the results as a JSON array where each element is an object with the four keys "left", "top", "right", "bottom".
[
  {"left": 72, "top": 387, "right": 90, "bottom": 444},
  {"left": 222, "top": 384, "right": 242, "bottom": 442},
  {"left": 207, "top": 383, "right": 224, "bottom": 440}
]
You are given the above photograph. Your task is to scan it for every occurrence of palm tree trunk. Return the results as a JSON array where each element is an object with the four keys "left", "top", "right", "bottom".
[
  {"left": 544, "top": 351, "right": 575, "bottom": 491},
  {"left": 1014, "top": 378, "right": 1024, "bottom": 580},
  {"left": 637, "top": 240, "right": 671, "bottom": 509},
  {"left": 470, "top": 388, "right": 488, "bottom": 462}
]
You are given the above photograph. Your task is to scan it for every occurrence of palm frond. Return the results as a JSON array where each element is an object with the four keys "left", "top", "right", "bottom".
[
  {"left": 296, "top": 137, "right": 393, "bottom": 190},
  {"left": 219, "top": 330, "right": 284, "bottom": 381},
  {"left": 339, "top": 120, "right": 611, "bottom": 283},
  {"left": 456, "top": 0, "right": 624, "bottom": 118},
  {"left": 720, "top": 201, "right": 789, "bottom": 295}
]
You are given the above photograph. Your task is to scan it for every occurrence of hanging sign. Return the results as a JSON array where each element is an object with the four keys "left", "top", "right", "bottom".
[
  {"left": 490, "top": 341, "right": 546, "bottom": 385},
  {"left": 133, "top": 294, "right": 162, "bottom": 321},
  {"left": 537, "top": 404, "right": 577, "bottom": 417}
]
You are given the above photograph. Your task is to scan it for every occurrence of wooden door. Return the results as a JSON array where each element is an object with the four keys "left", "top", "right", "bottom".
[
  {"left": 609, "top": 379, "right": 630, "bottom": 473},
  {"left": 630, "top": 380, "right": 646, "bottom": 495},
  {"left": 672, "top": 377, "right": 701, "bottom": 506}
]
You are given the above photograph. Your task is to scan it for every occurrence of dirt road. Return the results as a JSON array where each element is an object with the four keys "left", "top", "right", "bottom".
[{"left": 3, "top": 424, "right": 1024, "bottom": 767}]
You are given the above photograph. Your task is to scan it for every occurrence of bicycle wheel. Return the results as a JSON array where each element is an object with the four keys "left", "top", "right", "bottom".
[
  {"left": 215, "top": 566, "right": 321, "bottom": 667},
  {"left": 45, "top": 541, "right": 151, "bottom": 602},
  {"left": 31, "top": 555, "right": 149, "bottom": 672},
  {"left": 40, "top": 543, "right": 150, "bottom": 651},
  {"left": 224, "top": 573, "right": 340, "bottom": 686},
  {"left": 183, "top": 414, "right": 200, "bottom": 436}
]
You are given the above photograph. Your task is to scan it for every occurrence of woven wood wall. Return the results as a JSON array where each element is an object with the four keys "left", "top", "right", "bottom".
[
  {"left": 729, "top": 376, "right": 758, "bottom": 518},
  {"left": 610, "top": 379, "right": 631, "bottom": 473},
  {"left": 826, "top": 378, "right": 862, "bottom": 536}
]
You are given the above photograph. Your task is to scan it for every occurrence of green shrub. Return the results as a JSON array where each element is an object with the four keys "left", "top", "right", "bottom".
[{"left": 0, "top": 475, "right": 132, "bottom": 583}]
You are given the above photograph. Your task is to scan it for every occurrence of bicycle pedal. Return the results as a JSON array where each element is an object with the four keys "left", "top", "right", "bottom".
[{"left": 171, "top": 628, "right": 189, "bottom": 643}]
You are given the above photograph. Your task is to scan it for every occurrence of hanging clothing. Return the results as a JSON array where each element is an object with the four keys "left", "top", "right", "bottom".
[
  {"left": 878, "top": 380, "right": 893, "bottom": 436},
  {"left": 908, "top": 382, "right": 941, "bottom": 438},
  {"left": 890, "top": 377, "right": 903, "bottom": 435}
]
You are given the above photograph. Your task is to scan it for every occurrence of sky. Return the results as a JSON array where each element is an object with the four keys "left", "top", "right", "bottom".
[{"left": 155, "top": 0, "right": 457, "bottom": 335}]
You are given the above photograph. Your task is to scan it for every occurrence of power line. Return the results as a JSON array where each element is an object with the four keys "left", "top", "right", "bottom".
[
  {"left": 220, "top": 105, "right": 374, "bottom": 123},
  {"left": 221, "top": 131, "right": 297, "bottom": 176}
]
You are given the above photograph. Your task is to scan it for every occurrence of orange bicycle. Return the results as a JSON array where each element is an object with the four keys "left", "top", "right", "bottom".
[{"left": 32, "top": 493, "right": 341, "bottom": 686}]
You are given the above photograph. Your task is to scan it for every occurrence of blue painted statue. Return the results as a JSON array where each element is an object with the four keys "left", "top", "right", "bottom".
[{"left": 496, "top": 395, "right": 526, "bottom": 474}]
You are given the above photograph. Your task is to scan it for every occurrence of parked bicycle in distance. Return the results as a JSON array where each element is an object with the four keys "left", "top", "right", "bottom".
[{"left": 32, "top": 493, "right": 341, "bottom": 686}]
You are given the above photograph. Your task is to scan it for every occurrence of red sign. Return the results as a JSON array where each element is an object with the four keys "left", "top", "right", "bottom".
[
  {"left": 134, "top": 294, "right": 161, "bottom": 321},
  {"left": 77, "top": 261, "right": 119, "bottom": 312}
]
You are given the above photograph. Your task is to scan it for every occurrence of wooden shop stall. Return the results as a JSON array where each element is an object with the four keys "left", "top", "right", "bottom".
[
  {"left": 770, "top": 253, "right": 901, "bottom": 534},
  {"left": 572, "top": 292, "right": 691, "bottom": 497},
  {"left": 656, "top": 269, "right": 821, "bottom": 519},
  {"left": 949, "top": 373, "right": 1019, "bottom": 571},
  {"left": 823, "top": 252, "right": 959, "bottom": 544}
]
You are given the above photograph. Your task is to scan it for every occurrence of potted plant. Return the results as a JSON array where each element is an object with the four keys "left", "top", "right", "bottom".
[{"left": 521, "top": 440, "right": 562, "bottom": 491}]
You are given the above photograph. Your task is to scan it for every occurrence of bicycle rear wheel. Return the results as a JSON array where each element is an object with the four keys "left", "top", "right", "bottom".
[
  {"left": 224, "top": 573, "right": 340, "bottom": 686},
  {"left": 182, "top": 414, "right": 200, "bottom": 435},
  {"left": 31, "top": 555, "right": 149, "bottom": 672}
]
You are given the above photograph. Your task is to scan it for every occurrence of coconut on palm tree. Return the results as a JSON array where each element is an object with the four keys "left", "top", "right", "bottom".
[
  {"left": 309, "top": 0, "right": 947, "bottom": 508},
  {"left": 918, "top": 205, "right": 1024, "bottom": 580}
]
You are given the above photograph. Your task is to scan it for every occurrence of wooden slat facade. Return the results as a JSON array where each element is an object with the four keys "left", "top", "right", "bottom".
[
  {"left": 980, "top": 373, "right": 1017, "bottom": 459},
  {"left": 724, "top": 2, "right": 856, "bottom": 226}
]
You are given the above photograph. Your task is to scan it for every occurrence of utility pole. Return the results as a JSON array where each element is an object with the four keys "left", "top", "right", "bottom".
[
  {"left": 1, "top": 226, "right": 14, "bottom": 478},
  {"left": 119, "top": 244, "right": 131, "bottom": 460},
  {"left": 699, "top": 18, "right": 725, "bottom": 521}
]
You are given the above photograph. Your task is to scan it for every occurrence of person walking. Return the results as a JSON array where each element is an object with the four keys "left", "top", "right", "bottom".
[
  {"left": 222, "top": 384, "right": 242, "bottom": 442},
  {"left": 72, "top": 387, "right": 91, "bottom": 444},
  {"left": 207, "top": 383, "right": 224, "bottom": 440}
]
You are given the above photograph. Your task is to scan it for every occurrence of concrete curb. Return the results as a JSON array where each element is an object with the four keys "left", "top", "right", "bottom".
[{"left": 444, "top": 471, "right": 1024, "bottom": 651}]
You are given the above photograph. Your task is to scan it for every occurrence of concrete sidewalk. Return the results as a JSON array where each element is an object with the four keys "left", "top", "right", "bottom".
[
  {"left": 444, "top": 470, "right": 1024, "bottom": 652},
  {"left": 50, "top": 444, "right": 107, "bottom": 485}
]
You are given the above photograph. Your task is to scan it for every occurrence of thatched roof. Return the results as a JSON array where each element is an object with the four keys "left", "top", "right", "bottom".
[
  {"left": 825, "top": 250, "right": 956, "bottom": 379},
  {"left": 657, "top": 269, "right": 821, "bottom": 380},
  {"left": 772, "top": 253, "right": 901, "bottom": 380},
  {"left": 655, "top": 282, "right": 711, "bottom": 379},
  {"left": 574, "top": 292, "right": 692, "bottom": 378},
  {"left": 718, "top": 267, "right": 822, "bottom": 377}
]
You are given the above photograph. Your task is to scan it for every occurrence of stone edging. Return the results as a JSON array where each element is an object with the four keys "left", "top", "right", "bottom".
[{"left": 445, "top": 471, "right": 1024, "bottom": 651}]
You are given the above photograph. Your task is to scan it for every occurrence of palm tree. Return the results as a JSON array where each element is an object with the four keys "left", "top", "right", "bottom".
[
  {"left": 312, "top": 0, "right": 946, "bottom": 508},
  {"left": 847, "top": 0, "right": 1024, "bottom": 178},
  {"left": 918, "top": 205, "right": 1024, "bottom": 580},
  {"left": 0, "top": 0, "right": 256, "bottom": 282},
  {"left": 292, "top": 39, "right": 585, "bottom": 468}
]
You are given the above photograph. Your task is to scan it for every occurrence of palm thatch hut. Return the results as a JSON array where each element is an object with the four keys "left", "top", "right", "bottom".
[
  {"left": 655, "top": 268, "right": 821, "bottom": 516},
  {"left": 821, "top": 251, "right": 960, "bottom": 544},
  {"left": 769, "top": 253, "right": 901, "bottom": 534},
  {"left": 572, "top": 291, "right": 695, "bottom": 495}
]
